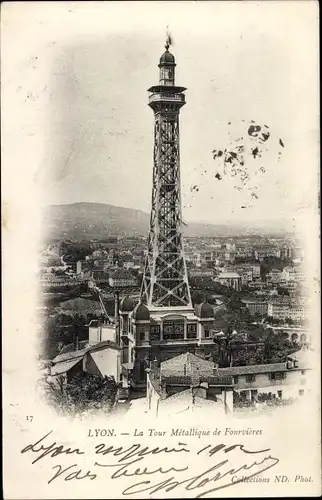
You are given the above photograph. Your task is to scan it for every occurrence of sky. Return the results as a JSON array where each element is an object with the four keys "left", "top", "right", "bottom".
[{"left": 2, "top": 1, "right": 319, "bottom": 228}]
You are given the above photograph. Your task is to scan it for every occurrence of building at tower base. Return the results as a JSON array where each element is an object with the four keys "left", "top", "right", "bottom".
[{"left": 118, "top": 298, "right": 217, "bottom": 387}]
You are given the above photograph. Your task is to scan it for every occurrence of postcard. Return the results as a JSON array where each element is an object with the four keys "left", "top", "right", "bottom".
[{"left": 2, "top": 1, "right": 321, "bottom": 498}]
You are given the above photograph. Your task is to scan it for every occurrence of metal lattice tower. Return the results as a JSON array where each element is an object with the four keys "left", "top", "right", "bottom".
[{"left": 141, "top": 39, "right": 192, "bottom": 308}]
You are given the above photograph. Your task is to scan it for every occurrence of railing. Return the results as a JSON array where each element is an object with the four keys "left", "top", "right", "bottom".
[
  {"left": 150, "top": 338, "right": 199, "bottom": 345},
  {"left": 161, "top": 375, "right": 234, "bottom": 386},
  {"left": 149, "top": 93, "right": 185, "bottom": 104}
]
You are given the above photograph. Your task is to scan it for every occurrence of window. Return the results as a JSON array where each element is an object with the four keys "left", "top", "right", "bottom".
[
  {"left": 150, "top": 325, "right": 160, "bottom": 341},
  {"left": 163, "top": 320, "right": 184, "bottom": 340},
  {"left": 204, "top": 328, "right": 210, "bottom": 338},
  {"left": 187, "top": 323, "right": 197, "bottom": 339},
  {"left": 122, "top": 315, "right": 128, "bottom": 333},
  {"left": 140, "top": 330, "right": 145, "bottom": 341},
  {"left": 246, "top": 374, "right": 256, "bottom": 383},
  {"left": 269, "top": 372, "right": 285, "bottom": 381},
  {"left": 233, "top": 376, "right": 239, "bottom": 384},
  {"left": 299, "top": 389, "right": 304, "bottom": 396},
  {"left": 277, "top": 390, "right": 282, "bottom": 399}
]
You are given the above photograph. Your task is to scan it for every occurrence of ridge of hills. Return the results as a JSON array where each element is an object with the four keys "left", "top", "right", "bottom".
[{"left": 43, "top": 202, "right": 291, "bottom": 240}]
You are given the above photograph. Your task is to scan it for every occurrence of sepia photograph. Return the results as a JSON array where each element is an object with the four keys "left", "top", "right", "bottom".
[{"left": 2, "top": 1, "right": 320, "bottom": 498}]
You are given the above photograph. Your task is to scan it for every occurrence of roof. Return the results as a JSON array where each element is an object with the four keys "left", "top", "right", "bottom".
[
  {"left": 89, "top": 319, "right": 100, "bottom": 328},
  {"left": 162, "top": 388, "right": 191, "bottom": 405},
  {"left": 159, "top": 389, "right": 225, "bottom": 415},
  {"left": 59, "top": 298, "right": 101, "bottom": 312},
  {"left": 111, "top": 268, "right": 135, "bottom": 280},
  {"left": 133, "top": 302, "right": 150, "bottom": 320},
  {"left": 161, "top": 352, "right": 215, "bottom": 377},
  {"left": 159, "top": 49, "right": 175, "bottom": 65},
  {"left": 217, "top": 272, "right": 241, "bottom": 279},
  {"left": 52, "top": 348, "right": 88, "bottom": 364},
  {"left": 194, "top": 302, "right": 214, "bottom": 318},
  {"left": 242, "top": 299, "right": 267, "bottom": 305},
  {"left": 218, "top": 363, "right": 288, "bottom": 376},
  {"left": 120, "top": 295, "right": 135, "bottom": 312},
  {"left": 51, "top": 357, "right": 82, "bottom": 375},
  {"left": 52, "top": 340, "right": 120, "bottom": 365}
]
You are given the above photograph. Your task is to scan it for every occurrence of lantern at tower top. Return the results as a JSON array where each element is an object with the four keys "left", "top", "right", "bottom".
[{"left": 158, "top": 35, "right": 176, "bottom": 86}]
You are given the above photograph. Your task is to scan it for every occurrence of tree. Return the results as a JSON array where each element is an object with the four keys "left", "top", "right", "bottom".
[
  {"left": 44, "top": 373, "right": 117, "bottom": 416},
  {"left": 191, "top": 290, "right": 205, "bottom": 305},
  {"left": 253, "top": 311, "right": 263, "bottom": 322}
]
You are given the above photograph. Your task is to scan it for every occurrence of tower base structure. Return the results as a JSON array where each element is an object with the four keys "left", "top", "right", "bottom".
[{"left": 118, "top": 298, "right": 216, "bottom": 387}]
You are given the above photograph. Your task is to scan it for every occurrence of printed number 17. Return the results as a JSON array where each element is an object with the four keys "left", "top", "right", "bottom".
[{"left": 26, "top": 416, "right": 33, "bottom": 422}]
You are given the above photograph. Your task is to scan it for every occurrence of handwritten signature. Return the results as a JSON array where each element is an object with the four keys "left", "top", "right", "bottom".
[{"left": 21, "top": 431, "right": 279, "bottom": 496}]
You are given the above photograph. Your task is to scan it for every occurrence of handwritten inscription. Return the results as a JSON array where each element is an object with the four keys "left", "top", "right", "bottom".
[
  {"left": 21, "top": 431, "right": 279, "bottom": 496},
  {"left": 21, "top": 431, "right": 85, "bottom": 464}
]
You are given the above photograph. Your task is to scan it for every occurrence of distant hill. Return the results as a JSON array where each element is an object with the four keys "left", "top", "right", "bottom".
[{"left": 43, "top": 202, "right": 291, "bottom": 240}]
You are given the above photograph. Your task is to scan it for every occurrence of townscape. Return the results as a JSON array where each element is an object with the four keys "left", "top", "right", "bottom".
[{"left": 38, "top": 39, "right": 312, "bottom": 419}]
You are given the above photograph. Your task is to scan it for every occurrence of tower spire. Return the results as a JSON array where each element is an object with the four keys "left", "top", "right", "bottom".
[{"left": 165, "top": 26, "right": 171, "bottom": 51}]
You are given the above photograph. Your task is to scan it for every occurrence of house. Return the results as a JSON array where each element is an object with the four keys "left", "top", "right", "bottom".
[
  {"left": 282, "top": 265, "right": 307, "bottom": 283},
  {"left": 160, "top": 352, "right": 218, "bottom": 377},
  {"left": 242, "top": 299, "right": 268, "bottom": 316},
  {"left": 88, "top": 319, "right": 116, "bottom": 346},
  {"left": 40, "top": 275, "right": 71, "bottom": 287},
  {"left": 252, "top": 264, "right": 261, "bottom": 278},
  {"left": 50, "top": 341, "right": 122, "bottom": 385},
  {"left": 217, "top": 348, "right": 312, "bottom": 402},
  {"left": 189, "top": 268, "right": 214, "bottom": 278},
  {"left": 267, "top": 298, "right": 306, "bottom": 322},
  {"left": 266, "top": 268, "right": 283, "bottom": 284},
  {"left": 146, "top": 352, "right": 234, "bottom": 417},
  {"left": 215, "top": 272, "right": 242, "bottom": 291},
  {"left": 108, "top": 268, "right": 137, "bottom": 288},
  {"left": 153, "top": 387, "right": 228, "bottom": 418}
]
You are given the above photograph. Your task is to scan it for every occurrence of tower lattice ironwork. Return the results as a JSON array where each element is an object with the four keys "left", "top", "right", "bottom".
[{"left": 141, "top": 40, "right": 192, "bottom": 308}]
